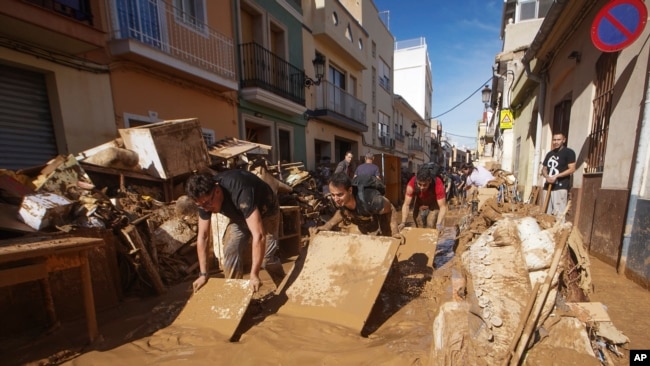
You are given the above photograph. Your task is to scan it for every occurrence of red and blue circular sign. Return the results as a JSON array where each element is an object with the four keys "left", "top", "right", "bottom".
[{"left": 591, "top": 0, "right": 648, "bottom": 52}]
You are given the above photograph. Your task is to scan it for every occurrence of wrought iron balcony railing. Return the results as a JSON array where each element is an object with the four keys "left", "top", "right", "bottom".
[
  {"left": 239, "top": 42, "right": 305, "bottom": 105},
  {"left": 314, "top": 80, "right": 366, "bottom": 125},
  {"left": 409, "top": 142, "right": 424, "bottom": 152}
]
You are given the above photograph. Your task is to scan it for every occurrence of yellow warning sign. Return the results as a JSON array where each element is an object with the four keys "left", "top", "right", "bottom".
[{"left": 500, "top": 109, "right": 513, "bottom": 129}]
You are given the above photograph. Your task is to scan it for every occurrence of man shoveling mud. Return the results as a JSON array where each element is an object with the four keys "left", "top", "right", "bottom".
[
  {"left": 311, "top": 172, "right": 400, "bottom": 237},
  {"left": 185, "top": 171, "right": 286, "bottom": 293}
]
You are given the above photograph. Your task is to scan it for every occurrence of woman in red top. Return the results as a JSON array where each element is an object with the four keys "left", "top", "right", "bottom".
[{"left": 399, "top": 166, "right": 448, "bottom": 231}]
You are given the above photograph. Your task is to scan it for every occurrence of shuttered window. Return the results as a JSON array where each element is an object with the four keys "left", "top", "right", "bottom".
[{"left": 0, "top": 64, "right": 57, "bottom": 170}]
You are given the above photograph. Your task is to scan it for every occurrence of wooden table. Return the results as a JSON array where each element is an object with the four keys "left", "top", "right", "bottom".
[{"left": 0, "top": 236, "right": 104, "bottom": 341}]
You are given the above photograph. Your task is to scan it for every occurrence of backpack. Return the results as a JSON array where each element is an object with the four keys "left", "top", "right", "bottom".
[{"left": 351, "top": 174, "right": 385, "bottom": 215}]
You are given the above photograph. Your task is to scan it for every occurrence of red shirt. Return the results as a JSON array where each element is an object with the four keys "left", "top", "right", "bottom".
[{"left": 407, "top": 176, "right": 445, "bottom": 206}]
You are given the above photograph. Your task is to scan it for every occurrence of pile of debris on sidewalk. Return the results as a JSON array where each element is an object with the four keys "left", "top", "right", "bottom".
[
  {"left": 432, "top": 196, "right": 629, "bottom": 365},
  {"left": 0, "top": 119, "right": 334, "bottom": 299}
]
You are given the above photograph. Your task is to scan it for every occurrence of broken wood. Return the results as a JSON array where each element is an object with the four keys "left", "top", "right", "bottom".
[
  {"left": 542, "top": 184, "right": 552, "bottom": 213},
  {"left": 120, "top": 225, "right": 166, "bottom": 295},
  {"left": 507, "top": 226, "right": 571, "bottom": 366}
]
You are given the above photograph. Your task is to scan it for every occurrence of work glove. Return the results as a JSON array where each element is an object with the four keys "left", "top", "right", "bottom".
[{"left": 309, "top": 226, "right": 323, "bottom": 236}]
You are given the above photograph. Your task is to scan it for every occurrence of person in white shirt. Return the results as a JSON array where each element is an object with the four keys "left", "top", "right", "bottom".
[{"left": 461, "top": 162, "right": 495, "bottom": 189}]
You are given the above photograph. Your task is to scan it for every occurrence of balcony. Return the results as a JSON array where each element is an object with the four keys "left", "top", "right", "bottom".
[
  {"left": 0, "top": 0, "right": 105, "bottom": 54},
  {"left": 307, "top": 80, "right": 367, "bottom": 132},
  {"left": 395, "top": 132, "right": 405, "bottom": 142},
  {"left": 409, "top": 142, "right": 424, "bottom": 152},
  {"left": 107, "top": 0, "right": 237, "bottom": 91},
  {"left": 310, "top": 0, "right": 368, "bottom": 70},
  {"left": 379, "top": 135, "right": 395, "bottom": 148},
  {"left": 239, "top": 43, "right": 306, "bottom": 115}
]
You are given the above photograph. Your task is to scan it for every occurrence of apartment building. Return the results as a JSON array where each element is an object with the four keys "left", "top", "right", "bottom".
[
  {"left": 105, "top": 0, "right": 238, "bottom": 141},
  {"left": 496, "top": 0, "right": 650, "bottom": 286},
  {"left": 393, "top": 37, "right": 432, "bottom": 171},
  {"left": 0, "top": 0, "right": 115, "bottom": 169},
  {"left": 0, "top": 0, "right": 239, "bottom": 171},
  {"left": 236, "top": 0, "right": 306, "bottom": 164}
]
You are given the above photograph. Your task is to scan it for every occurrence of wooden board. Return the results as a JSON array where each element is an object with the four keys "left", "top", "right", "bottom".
[
  {"left": 396, "top": 227, "right": 438, "bottom": 266},
  {"left": 277, "top": 231, "right": 399, "bottom": 333},
  {"left": 172, "top": 279, "right": 252, "bottom": 340},
  {"left": 566, "top": 302, "right": 611, "bottom": 322}
]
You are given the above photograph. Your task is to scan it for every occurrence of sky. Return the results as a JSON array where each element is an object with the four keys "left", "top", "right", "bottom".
[{"left": 373, "top": 0, "right": 504, "bottom": 149}]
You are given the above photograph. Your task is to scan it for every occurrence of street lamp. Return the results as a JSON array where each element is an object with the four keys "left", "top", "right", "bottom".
[
  {"left": 304, "top": 54, "right": 325, "bottom": 88},
  {"left": 481, "top": 85, "right": 492, "bottom": 109},
  {"left": 436, "top": 123, "right": 442, "bottom": 144}
]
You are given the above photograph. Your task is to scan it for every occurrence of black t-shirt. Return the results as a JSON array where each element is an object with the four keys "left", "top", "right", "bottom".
[
  {"left": 198, "top": 170, "right": 278, "bottom": 223},
  {"left": 543, "top": 146, "right": 576, "bottom": 191}
]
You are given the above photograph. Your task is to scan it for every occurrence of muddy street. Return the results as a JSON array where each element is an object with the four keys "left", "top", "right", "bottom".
[{"left": 2, "top": 204, "right": 648, "bottom": 366}]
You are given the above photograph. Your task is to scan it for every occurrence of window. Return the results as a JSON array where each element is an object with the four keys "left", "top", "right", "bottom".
[
  {"left": 552, "top": 99, "right": 571, "bottom": 139},
  {"left": 518, "top": 0, "right": 552, "bottom": 22},
  {"left": 371, "top": 67, "right": 377, "bottom": 113},
  {"left": 378, "top": 58, "right": 390, "bottom": 90},
  {"left": 378, "top": 111, "right": 390, "bottom": 137},
  {"left": 174, "top": 0, "right": 206, "bottom": 31},
  {"left": 586, "top": 52, "right": 617, "bottom": 173},
  {"left": 202, "top": 128, "right": 215, "bottom": 146}
]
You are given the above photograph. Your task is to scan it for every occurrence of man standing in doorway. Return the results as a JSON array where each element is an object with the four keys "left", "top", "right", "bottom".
[
  {"left": 542, "top": 132, "right": 576, "bottom": 216},
  {"left": 335, "top": 151, "right": 355, "bottom": 179}
]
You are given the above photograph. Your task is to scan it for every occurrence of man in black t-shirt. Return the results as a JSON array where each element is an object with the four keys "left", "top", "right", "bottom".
[
  {"left": 542, "top": 133, "right": 576, "bottom": 216},
  {"left": 311, "top": 172, "right": 399, "bottom": 237},
  {"left": 185, "top": 170, "right": 285, "bottom": 293}
]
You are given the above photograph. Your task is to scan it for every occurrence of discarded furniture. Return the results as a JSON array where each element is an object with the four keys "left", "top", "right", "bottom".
[{"left": 0, "top": 236, "right": 104, "bottom": 342}]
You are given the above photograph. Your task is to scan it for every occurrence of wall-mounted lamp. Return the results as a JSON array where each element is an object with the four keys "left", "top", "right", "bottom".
[
  {"left": 481, "top": 85, "right": 492, "bottom": 108},
  {"left": 568, "top": 51, "right": 581, "bottom": 64},
  {"left": 304, "top": 54, "right": 325, "bottom": 88},
  {"left": 410, "top": 122, "right": 417, "bottom": 135},
  {"left": 479, "top": 135, "right": 486, "bottom": 146},
  {"left": 436, "top": 123, "right": 442, "bottom": 143}
]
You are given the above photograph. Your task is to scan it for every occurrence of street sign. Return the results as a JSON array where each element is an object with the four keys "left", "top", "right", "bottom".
[
  {"left": 591, "top": 0, "right": 648, "bottom": 52},
  {"left": 500, "top": 109, "right": 513, "bottom": 129}
]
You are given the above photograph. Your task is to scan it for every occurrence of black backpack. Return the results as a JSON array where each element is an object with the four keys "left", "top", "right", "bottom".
[{"left": 351, "top": 174, "right": 385, "bottom": 215}]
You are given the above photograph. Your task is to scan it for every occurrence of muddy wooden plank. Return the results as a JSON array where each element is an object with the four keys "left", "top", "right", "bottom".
[
  {"left": 397, "top": 227, "right": 438, "bottom": 267},
  {"left": 277, "top": 231, "right": 400, "bottom": 333},
  {"left": 172, "top": 279, "right": 252, "bottom": 340}
]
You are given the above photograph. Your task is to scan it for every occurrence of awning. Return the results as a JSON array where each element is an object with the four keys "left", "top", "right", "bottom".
[{"left": 208, "top": 138, "right": 271, "bottom": 159}]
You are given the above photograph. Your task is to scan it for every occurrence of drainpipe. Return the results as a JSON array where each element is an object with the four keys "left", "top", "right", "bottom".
[
  {"left": 523, "top": 60, "right": 546, "bottom": 187},
  {"left": 619, "top": 71, "right": 650, "bottom": 273}
]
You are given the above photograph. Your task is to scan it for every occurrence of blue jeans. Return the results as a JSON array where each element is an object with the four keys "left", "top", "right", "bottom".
[{"left": 221, "top": 210, "right": 285, "bottom": 286}]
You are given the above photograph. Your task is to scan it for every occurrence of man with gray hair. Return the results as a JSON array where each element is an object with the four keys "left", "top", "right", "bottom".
[{"left": 354, "top": 152, "right": 380, "bottom": 179}]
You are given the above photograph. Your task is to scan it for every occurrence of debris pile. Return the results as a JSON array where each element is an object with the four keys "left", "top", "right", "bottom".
[
  {"left": 0, "top": 120, "right": 337, "bottom": 298},
  {"left": 432, "top": 197, "right": 629, "bottom": 365}
]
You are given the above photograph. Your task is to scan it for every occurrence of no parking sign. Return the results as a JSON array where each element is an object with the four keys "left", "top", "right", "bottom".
[{"left": 591, "top": 0, "right": 648, "bottom": 52}]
